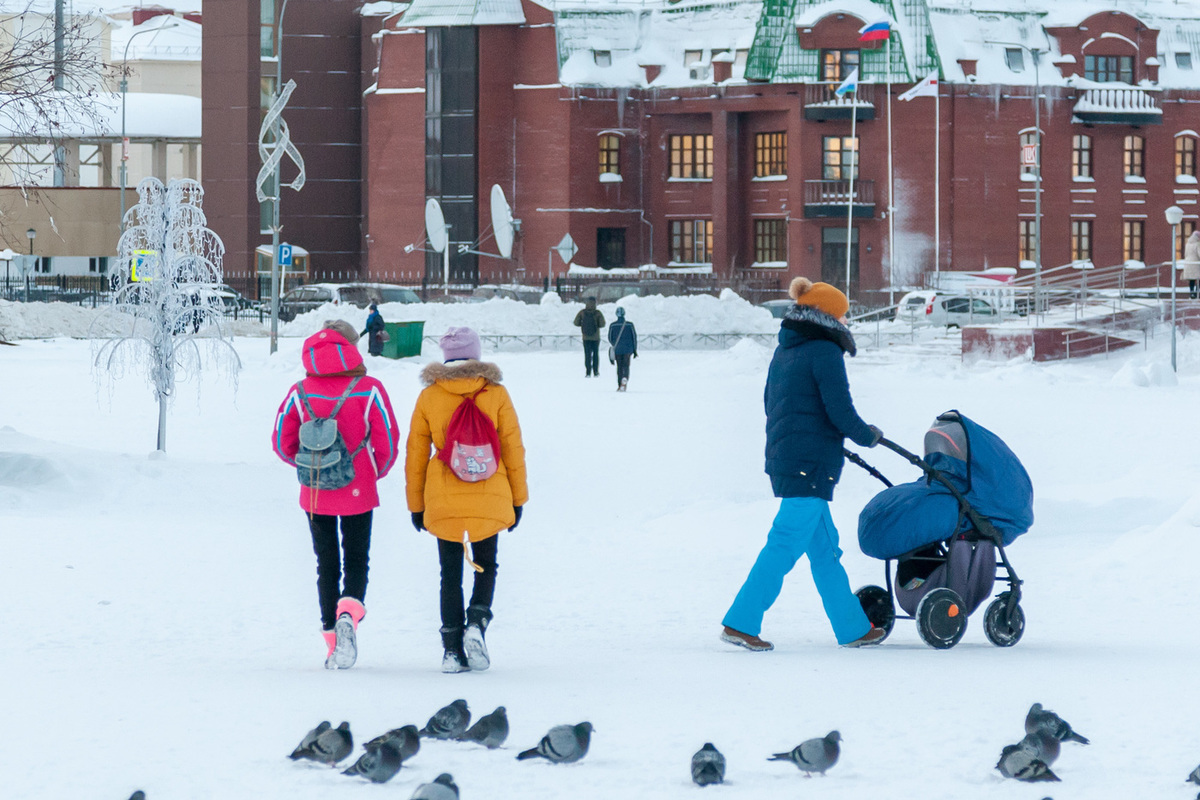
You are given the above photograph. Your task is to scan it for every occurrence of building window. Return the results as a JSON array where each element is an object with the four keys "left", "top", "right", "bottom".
[
  {"left": 1176, "top": 52, "right": 1193, "bottom": 70},
  {"left": 754, "top": 219, "right": 787, "bottom": 263},
  {"left": 1123, "top": 135, "right": 1145, "bottom": 178},
  {"left": 1072, "top": 134, "right": 1092, "bottom": 179},
  {"left": 1005, "top": 48, "right": 1024, "bottom": 72},
  {"left": 88, "top": 256, "right": 109, "bottom": 273},
  {"left": 1018, "top": 220, "right": 1036, "bottom": 263},
  {"left": 1019, "top": 131, "right": 1038, "bottom": 178},
  {"left": 754, "top": 132, "right": 786, "bottom": 178},
  {"left": 1177, "top": 136, "right": 1197, "bottom": 179},
  {"left": 593, "top": 50, "right": 612, "bottom": 67},
  {"left": 1071, "top": 219, "right": 1092, "bottom": 262},
  {"left": 260, "top": 0, "right": 277, "bottom": 58},
  {"left": 820, "top": 49, "right": 860, "bottom": 82},
  {"left": 822, "top": 136, "right": 858, "bottom": 181},
  {"left": 1179, "top": 220, "right": 1197, "bottom": 261},
  {"left": 596, "top": 227, "right": 626, "bottom": 269},
  {"left": 599, "top": 134, "right": 620, "bottom": 176},
  {"left": 684, "top": 50, "right": 703, "bottom": 66},
  {"left": 1084, "top": 54, "right": 1133, "bottom": 83},
  {"left": 669, "top": 219, "right": 713, "bottom": 263},
  {"left": 1122, "top": 220, "right": 1144, "bottom": 262},
  {"left": 669, "top": 134, "right": 713, "bottom": 179}
]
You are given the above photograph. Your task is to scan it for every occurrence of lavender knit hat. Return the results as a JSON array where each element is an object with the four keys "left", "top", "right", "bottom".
[{"left": 439, "top": 326, "right": 482, "bottom": 362}]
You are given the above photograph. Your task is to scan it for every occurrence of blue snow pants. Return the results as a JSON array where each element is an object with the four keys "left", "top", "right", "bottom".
[{"left": 723, "top": 497, "right": 871, "bottom": 645}]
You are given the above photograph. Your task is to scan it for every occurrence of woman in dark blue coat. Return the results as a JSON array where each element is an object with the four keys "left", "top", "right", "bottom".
[
  {"left": 361, "top": 303, "right": 386, "bottom": 357},
  {"left": 608, "top": 306, "right": 638, "bottom": 391},
  {"left": 721, "top": 278, "right": 884, "bottom": 650}
]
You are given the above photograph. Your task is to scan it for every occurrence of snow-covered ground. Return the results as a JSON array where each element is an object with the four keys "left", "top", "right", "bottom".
[{"left": 3, "top": 298, "right": 1199, "bottom": 799}]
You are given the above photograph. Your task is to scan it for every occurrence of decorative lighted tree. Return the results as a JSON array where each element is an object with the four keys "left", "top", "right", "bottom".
[{"left": 94, "top": 177, "right": 240, "bottom": 451}]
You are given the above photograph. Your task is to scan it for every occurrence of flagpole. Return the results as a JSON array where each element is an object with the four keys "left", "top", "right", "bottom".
[
  {"left": 935, "top": 76, "right": 940, "bottom": 277},
  {"left": 886, "top": 34, "right": 894, "bottom": 305},
  {"left": 846, "top": 84, "right": 858, "bottom": 300}
]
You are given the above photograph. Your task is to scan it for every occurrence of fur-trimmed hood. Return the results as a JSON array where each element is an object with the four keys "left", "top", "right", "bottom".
[
  {"left": 780, "top": 303, "right": 857, "bottom": 356},
  {"left": 419, "top": 359, "right": 503, "bottom": 387}
]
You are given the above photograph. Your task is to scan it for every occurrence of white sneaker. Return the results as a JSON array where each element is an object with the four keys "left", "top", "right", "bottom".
[
  {"left": 463, "top": 624, "right": 490, "bottom": 671},
  {"left": 332, "top": 613, "right": 358, "bottom": 669}
]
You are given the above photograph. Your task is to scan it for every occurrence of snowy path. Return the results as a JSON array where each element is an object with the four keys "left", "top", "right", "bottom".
[{"left": 2, "top": 336, "right": 1199, "bottom": 799}]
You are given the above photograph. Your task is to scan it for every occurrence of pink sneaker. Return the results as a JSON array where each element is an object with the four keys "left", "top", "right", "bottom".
[{"left": 322, "top": 629, "right": 337, "bottom": 669}]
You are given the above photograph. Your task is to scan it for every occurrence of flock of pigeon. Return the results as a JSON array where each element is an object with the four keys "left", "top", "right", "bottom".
[
  {"left": 115, "top": 700, "right": 1200, "bottom": 798},
  {"left": 285, "top": 698, "right": 592, "bottom": 796}
]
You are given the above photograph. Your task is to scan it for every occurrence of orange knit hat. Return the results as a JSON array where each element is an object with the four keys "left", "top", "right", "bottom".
[{"left": 789, "top": 277, "right": 849, "bottom": 319}]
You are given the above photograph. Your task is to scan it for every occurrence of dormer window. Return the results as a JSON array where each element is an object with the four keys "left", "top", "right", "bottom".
[
  {"left": 685, "top": 50, "right": 703, "bottom": 67},
  {"left": 594, "top": 50, "right": 612, "bottom": 67},
  {"left": 821, "top": 49, "right": 859, "bottom": 82},
  {"left": 1005, "top": 48, "right": 1025, "bottom": 72},
  {"left": 1177, "top": 52, "right": 1193, "bottom": 70},
  {"left": 1084, "top": 54, "right": 1133, "bottom": 83}
]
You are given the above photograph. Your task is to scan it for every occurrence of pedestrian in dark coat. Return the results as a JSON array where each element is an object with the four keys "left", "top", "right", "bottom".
[
  {"left": 608, "top": 306, "right": 638, "bottom": 391},
  {"left": 721, "top": 277, "right": 884, "bottom": 651},
  {"left": 573, "top": 296, "right": 606, "bottom": 377},
  {"left": 362, "top": 303, "right": 386, "bottom": 357}
]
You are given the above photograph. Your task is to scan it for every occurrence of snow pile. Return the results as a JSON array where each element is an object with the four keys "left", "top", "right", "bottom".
[{"left": 1111, "top": 359, "right": 1180, "bottom": 388}]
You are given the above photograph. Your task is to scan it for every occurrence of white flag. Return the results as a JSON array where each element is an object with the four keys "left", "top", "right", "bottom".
[
  {"left": 899, "top": 71, "right": 939, "bottom": 102},
  {"left": 834, "top": 67, "right": 859, "bottom": 97}
]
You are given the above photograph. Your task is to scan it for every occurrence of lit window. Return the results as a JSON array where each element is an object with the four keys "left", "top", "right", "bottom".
[
  {"left": 1124, "top": 135, "right": 1144, "bottom": 178},
  {"left": 669, "top": 219, "right": 713, "bottom": 263},
  {"left": 669, "top": 134, "right": 713, "bottom": 179},
  {"left": 754, "top": 132, "right": 787, "bottom": 178},
  {"left": 598, "top": 134, "right": 620, "bottom": 176},
  {"left": 684, "top": 50, "right": 703, "bottom": 66},
  {"left": 1018, "top": 220, "right": 1036, "bottom": 263},
  {"left": 822, "top": 136, "right": 858, "bottom": 181},
  {"left": 754, "top": 219, "right": 787, "bottom": 263},
  {"left": 1072, "top": 134, "right": 1092, "bottom": 179},
  {"left": 1123, "top": 220, "right": 1144, "bottom": 262},
  {"left": 1071, "top": 219, "right": 1092, "bottom": 262},
  {"left": 820, "top": 49, "right": 860, "bottom": 82},
  {"left": 1177, "top": 136, "right": 1197, "bottom": 178}
]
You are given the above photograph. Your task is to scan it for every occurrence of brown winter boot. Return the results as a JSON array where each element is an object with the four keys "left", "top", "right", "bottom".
[
  {"left": 720, "top": 626, "right": 774, "bottom": 651},
  {"left": 843, "top": 625, "right": 886, "bottom": 648}
]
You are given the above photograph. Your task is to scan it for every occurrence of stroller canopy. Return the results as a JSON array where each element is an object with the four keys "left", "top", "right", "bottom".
[{"left": 857, "top": 412, "right": 1034, "bottom": 560}]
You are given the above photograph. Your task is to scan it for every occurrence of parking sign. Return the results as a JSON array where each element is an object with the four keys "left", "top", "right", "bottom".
[{"left": 278, "top": 243, "right": 293, "bottom": 268}]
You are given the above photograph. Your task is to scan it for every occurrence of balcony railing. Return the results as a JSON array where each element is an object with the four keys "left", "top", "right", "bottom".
[
  {"left": 1072, "top": 87, "right": 1162, "bottom": 125},
  {"left": 804, "top": 83, "right": 876, "bottom": 121},
  {"left": 803, "top": 179, "right": 875, "bottom": 218}
]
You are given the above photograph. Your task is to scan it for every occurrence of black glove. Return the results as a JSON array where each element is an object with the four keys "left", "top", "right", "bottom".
[
  {"left": 411, "top": 511, "right": 424, "bottom": 531},
  {"left": 633, "top": 352, "right": 638, "bottom": 358},
  {"left": 509, "top": 505, "right": 523, "bottom": 531},
  {"left": 868, "top": 425, "right": 884, "bottom": 448}
]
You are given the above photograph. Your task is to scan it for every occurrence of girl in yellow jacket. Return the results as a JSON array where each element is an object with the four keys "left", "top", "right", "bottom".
[{"left": 405, "top": 327, "right": 528, "bottom": 672}]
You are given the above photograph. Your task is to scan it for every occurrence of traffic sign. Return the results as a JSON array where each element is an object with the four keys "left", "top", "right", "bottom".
[
  {"left": 555, "top": 233, "right": 577, "bottom": 265},
  {"left": 279, "top": 243, "right": 293, "bottom": 268}
]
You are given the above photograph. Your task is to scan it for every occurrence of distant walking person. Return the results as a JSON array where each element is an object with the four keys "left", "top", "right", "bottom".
[
  {"left": 1183, "top": 230, "right": 1200, "bottom": 300},
  {"left": 405, "top": 327, "right": 529, "bottom": 672},
  {"left": 272, "top": 320, "right": 400, "bottom": 669},
  {"left": 721, "top": 278, "right": 884, "bottom": 651},
  {"left": 362, "top": 303, "right": 386, "bottom": 357},
  {"left": 573, "top": 296, "right": 606, "bottom": 377},
  {"left": 608, "top": 306, "right": 638, "bottom": 391}
]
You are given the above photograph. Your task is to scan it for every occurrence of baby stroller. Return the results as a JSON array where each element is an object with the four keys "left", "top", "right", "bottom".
[{"left": 846, "top": 411, "right": 1033, "bottom": 649}]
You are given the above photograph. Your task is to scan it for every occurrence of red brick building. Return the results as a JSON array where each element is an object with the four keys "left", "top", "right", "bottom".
[{"left": 202, "top": 0, "right": 1200, "bottom": 304}]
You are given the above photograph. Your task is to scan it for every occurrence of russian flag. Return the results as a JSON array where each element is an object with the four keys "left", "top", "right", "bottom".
[{"left": 859, "top": 20, "right": 891, "bottom": 42}]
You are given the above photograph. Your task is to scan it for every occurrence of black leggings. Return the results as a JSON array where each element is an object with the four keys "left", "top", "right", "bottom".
[
  {"left": 437, "top": 535, "right": 499, "bottom": 628},
  {"left": 308, "top": 511, "right": 372, "bottom": 630}
]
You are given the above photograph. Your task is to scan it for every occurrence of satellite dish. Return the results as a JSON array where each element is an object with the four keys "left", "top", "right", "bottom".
[
  {"left": 425, "top": 198, "right": 447, "bottom": 253},
  {"left": 490, "top": 184, "right": 515, "bottom": 259}
]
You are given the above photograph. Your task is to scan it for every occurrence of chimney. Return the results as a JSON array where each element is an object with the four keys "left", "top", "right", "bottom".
[
  {"left": 132, "top": 8, "right": 174, "bottom": 26},
  {"left": 957, "top": 58, "right": 977, "bottom": 78},
  {"left": 712, "top": 52, "right": 734, "bottom": 83}
]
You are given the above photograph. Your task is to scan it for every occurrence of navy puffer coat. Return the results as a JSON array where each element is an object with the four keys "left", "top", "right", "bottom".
[{"left": 764, "top": 304, "right": 876, "bottom": 500}]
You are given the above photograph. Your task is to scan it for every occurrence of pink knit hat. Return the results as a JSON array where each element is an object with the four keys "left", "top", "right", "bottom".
[{"left": 440, "top": 326, "right": 481, "bottom": 362}]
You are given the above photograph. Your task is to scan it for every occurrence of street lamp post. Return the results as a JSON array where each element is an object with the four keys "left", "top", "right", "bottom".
[
  {"left": 1166, "top": 205, "right": 1184, "bottom": 372},
  {"left": 987, "top": 41, "right": 1044, "bottom": 314},
  {"left": 119, "top": 22, "right": 178, "bottom": 227},
  {"left": 25, "top": 227, "right": 36, "bottom": 303}
]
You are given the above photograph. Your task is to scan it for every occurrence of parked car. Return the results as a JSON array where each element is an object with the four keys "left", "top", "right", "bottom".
[
  {"left": 759, "top": 298, "right": 794, "bottom": 319},
  {"left": 204, "top": 283, "right": 257, "bottom": 312},
  {"left": 277, "top": 282, "right": 419, "bottom": 321},
  {"left": 897, "top": 290, "right": 1001, "bottom": 327},
  {"left": 579, "top": 279, "right": 684, "bottom": 304},
  {"left": 472, "top": 284, "right": 544, "bottom": 304}
]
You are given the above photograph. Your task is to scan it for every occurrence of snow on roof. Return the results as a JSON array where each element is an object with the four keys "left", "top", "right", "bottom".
[
  {"left": 23, "top": 1, "right": 201, "bottom": 13},
  {"left": 396, "top": 0, "right": 525, "bottom": 26},
  {"left": 792, "top": 0, "right": 892, "bottom": 28},
  {"left": 109, "top": 14, "right": 202, "bottom": 62},
  {"left": 360, "top": 1, "right": 411, "bottom": 15},
  {"left": 0, "top": 92, "right": 200, "bottom": 140}
]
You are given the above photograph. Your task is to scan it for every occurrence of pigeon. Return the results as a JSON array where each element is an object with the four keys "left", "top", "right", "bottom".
[
  {"left": 342, "top": 741, "right": 403, "bottom": 783},
  {"left": 516, "top": 722, "right": 594, "bottom": 763},
  {"left": 691, "top": 742, "right": 726, "bottom": 787},
  {"left": 457, "top": 706, "right": 509, "bottom": 749},
  {"left": 289, "top": 721, "right": 332, "bottom": 759},
  {"left": 420, "top": 700, "right": 471, "bottom": 740},
  {"left": 768, "top": 731, "right": 841, "bottom": 776},
  {"left": 290, "top": 721, "right": 353, "bottom": 766},
  {"left": 410, "top": 772, "right": 459, "bottom": 800},
  {"left": 1025, "top": 703, "right": 1090, "bottom": 745},
  {"left": 996, "top": 741, "right": 1061, "bottom": 782},
  {"left": 365, "top": 725, "right": 421, "bottom": 761},
  {"left": 128, "top": 793, "right": 146, "bottom": 800},
  {"left": 1188, "top": 763, "right": 1200, "bottom": 785},
  {"left": 1017, "top": 731, "right": 1061, "bottom": 766}
]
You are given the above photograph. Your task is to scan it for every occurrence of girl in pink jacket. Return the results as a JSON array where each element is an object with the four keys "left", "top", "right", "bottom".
[{"left": 272, "top": 321, "right": 399, "bottom": 669}]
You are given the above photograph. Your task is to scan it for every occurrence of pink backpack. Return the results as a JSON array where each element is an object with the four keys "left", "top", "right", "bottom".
[{"left": 438, "top": 388, "right": 501, "bottom": 482}]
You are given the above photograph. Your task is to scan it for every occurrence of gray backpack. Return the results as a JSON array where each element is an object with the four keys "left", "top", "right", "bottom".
[{"left": 295, "top": 377, "right": 367, "bottom": 490}]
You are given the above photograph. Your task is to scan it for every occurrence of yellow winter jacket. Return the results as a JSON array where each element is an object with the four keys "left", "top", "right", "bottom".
[{"left": 405, "top": 360, "right": 529, "bottom": 542}]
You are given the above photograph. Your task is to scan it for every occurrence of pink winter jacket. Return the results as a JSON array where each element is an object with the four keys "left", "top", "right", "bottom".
[{"left": 272, "top": 328, "right": 400, "bottom": 516}]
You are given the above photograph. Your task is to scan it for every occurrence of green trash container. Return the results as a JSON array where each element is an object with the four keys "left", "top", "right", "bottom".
[{"left": 380, "top": 321, "right": 424, "bottom": 359}]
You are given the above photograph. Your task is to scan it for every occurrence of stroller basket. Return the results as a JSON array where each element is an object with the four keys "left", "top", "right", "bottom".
[{"left": 846, "top": 411, "right": 1031, "bottom": 650}]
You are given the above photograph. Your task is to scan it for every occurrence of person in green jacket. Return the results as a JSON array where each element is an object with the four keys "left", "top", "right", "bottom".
[{"left": 573, "top": 296, "right": 606, "bottom": 377}]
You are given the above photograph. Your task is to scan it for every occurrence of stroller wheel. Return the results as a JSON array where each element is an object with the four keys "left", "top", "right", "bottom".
[
  {"left": 983, "top": 592, "right": 1025, "bottom": 647},
  {"left": 915, "top": 588, "right": 967, "bottom": 650},
  {"left": 854, "top": 585, "right": 895, "bottom": 640}
]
